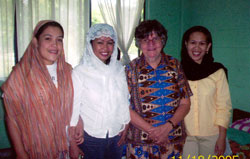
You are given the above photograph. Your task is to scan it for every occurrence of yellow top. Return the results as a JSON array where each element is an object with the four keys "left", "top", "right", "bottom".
[{"left": 184, "top": 69, "right": 232, "bottom": 136}]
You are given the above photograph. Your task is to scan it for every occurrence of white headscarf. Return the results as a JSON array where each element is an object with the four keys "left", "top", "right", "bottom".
[
  {"left": 74, "top": 24, "right": 130, "bottom": 133},
  {"left": 80, "top": 23, "right": 119, "bottom": 71}
]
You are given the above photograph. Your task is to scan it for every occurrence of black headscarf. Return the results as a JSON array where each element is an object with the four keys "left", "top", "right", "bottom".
[{"left": 181, "top": 26, "right": 228, "bottom": 81}]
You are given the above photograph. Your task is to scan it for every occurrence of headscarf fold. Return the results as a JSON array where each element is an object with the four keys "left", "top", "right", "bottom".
[
  {"left": 1, "top": 20, "right": 73, "bottom": 158},
  {"left": 181, "top": 51, "right": 228, "bottom": 81}
]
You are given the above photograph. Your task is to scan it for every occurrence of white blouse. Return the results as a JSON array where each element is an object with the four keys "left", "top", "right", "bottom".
[
  {"left": 70, "top": 64, "right": 130, "bottom": 138},
  {"left": 46, "top": 62, "right": 58, "bottom": 87}
]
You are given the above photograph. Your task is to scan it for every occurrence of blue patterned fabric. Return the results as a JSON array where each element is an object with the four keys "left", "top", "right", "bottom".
[{"left": 125, "top": 53, "right": 192, "bottom": 145}]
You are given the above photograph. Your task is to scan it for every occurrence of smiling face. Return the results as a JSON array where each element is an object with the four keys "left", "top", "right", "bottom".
[
  {"left": 91, "top": 36, "right": 114, "bottom": 63},
  {"left": 185, "top": 31, "right": 211, "bottom": 64},
  {"left": 37, "top": 26, "right": 63, "bottom": 65},
  {"left": 140, "top": 31, "right": 163, "bottom": 67}
]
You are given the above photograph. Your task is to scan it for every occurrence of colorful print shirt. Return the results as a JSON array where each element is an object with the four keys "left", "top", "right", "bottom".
[{"left": 125, "top": 53, "right": 192, "bottom": 145}]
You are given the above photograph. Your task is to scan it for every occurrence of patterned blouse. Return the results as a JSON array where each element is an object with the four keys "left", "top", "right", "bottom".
[{"left": 125, "top": 53, "right": 192, "bottom": 146}]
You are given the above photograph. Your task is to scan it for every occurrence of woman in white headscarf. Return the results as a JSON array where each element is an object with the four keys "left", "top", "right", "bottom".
[{"left": 69, "top": 24, "right": 130, "bottom": 159}]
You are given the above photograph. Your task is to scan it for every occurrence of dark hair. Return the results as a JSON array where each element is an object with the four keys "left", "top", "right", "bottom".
[
  {"left": 181, "top": 26, "right": 212, "bottom": 59},
  {"left": 35, "top": 21, "right": 64, "bottom": 40},
  {"left": 135, "top": 19, "right": 168, "bottom": 48}
]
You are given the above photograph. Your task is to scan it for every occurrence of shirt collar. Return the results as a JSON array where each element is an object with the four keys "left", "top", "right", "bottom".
[{"left": 137, "top": 52, "right": 169, "bottom": 70}]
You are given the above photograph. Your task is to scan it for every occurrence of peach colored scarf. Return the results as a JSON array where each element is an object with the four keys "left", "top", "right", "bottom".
[{"left": 1, "top": 20, "right": 73, "bottom": 158}]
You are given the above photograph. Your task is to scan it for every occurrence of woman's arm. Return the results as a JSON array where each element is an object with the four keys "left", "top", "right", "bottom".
[
  {"left": 68, "top": 126, "right": 84, "bottom": 159},
  {"left": 168, "top": 97, "right": 191, "bottom": 126},
  {"left": 117, "top": 124, "right": 129, "bottom": 146},
  {"left": 6, "top": 116, "right": 29, "bottom": 159},
  {"left": 215, "top": 69, "right": 232, "bottom": 129},
  {"left": 215, "top": 126, "right": 227, "bottom": 156},
  {"left": 214, "top": 69, "right": 231, "bottom": 156},
  {"left": 74, "top": 117, "right": 84, "bottom": 145},
  {"left": 129, "top": 109, "right": 153, "bottom": 133}
]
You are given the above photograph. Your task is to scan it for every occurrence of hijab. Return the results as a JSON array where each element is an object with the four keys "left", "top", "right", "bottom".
[
  {"left": 1, "top": 20, "right": 73, "bottom": 158},
  {"left": 80, "top": 23, "right": 119, "bottom": 70},
  {"left": 181, "top": 26, "right": 228, "bottom": 81}
]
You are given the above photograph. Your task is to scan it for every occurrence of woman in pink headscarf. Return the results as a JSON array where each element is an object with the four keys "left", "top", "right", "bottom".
[{"left": 1, "top": 20, "right": 80, "bottom": 159}]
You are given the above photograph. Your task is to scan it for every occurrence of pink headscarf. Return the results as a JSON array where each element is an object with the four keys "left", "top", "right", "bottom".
[{"left": 2, "top": 20, "right": 73, "bottom": 158}]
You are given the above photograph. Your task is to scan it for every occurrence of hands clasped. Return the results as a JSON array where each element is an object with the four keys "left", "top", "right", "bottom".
[
  {"left": 68, "top": 125, "right": 84, "bottom": 159},
  {"left": 147, "top": 123, "right": 172, "bottom": 145}
]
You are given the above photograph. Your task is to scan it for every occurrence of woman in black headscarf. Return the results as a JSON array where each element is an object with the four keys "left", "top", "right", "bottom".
[{"left": 181, "top": 26, "right": 232, "bottom": 158}]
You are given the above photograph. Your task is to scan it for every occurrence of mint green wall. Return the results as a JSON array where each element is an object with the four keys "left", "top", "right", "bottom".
[
  {"left": 146, "top": 0, "right": 250, "bottom": 112},
  {"left": 145, "top": 0, "right": 183, "bottom": 58}
]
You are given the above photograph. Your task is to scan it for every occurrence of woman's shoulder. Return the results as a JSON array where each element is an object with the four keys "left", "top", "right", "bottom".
[
  {"left": 65, "top": 62, "right": 73, "bottom": 70},
  {"left": 129, "top": 57, "right": 141, "bottom": 65},
  {"left": 213, "top": 68, "right": 228, "bottom": 80},
  {"left": 162, "top": 53, "right": 182, "bottom": 70},
  {"left": 72, "top": 63, "right": 86, "bottom": 73},
  {"left": 211, "top": 68, "right": 226, "bottom": 77},
  {"left": 72, "top": 64, "right": 87, "bottom": 80},
  {"left": 126, "top": 56, "right": 143, "bottom": 70},
  {"left": 164, "top": 54, "right": 180, "bottom": 63},
  {"left": 205, "top": 68, "right": 227, "bottom": 83},
  {"left": 1, "top": 64, "right": 25, "bottom": 95},
  {"left": 4, "top": 63, "right": 23, "bottom": 82}
]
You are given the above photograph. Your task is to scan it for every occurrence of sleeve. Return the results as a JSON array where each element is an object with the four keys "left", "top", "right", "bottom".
[
  {"left": 125, "top": 64, "right": 136, "bottom": 110},
  {"left": 177, "top": 60, "right": 193, "bottom": 98},
  {"left": 214, "top": 69, "right": 232, "bottom": 128},
  {"left": 70, "top": 70, "right": 83, "bottom": 126}
]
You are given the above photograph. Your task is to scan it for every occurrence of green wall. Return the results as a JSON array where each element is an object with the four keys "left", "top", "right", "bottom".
[
  {"left": 145, "top": 0, "right": 183, "bottom": 58},
  {"left": 146, "top": 0, "right": 250, "bottom": 112},
  {"left": 0, "top": 81, "right": 11, "bottom": 148}
]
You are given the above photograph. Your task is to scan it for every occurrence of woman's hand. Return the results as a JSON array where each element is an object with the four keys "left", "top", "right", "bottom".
[
  {"left": 148, "top": 123, "right": 172, "bottom": 145},
  {"left": 215, "top": 135, "right": 226, "bottom": 156},
  {"left": 215, "top": 126, "right": 227, "bottom": 156},
  {"left": 75, "top": 117, "right": 84, "bottom": 145},
  {"left": 117, "top": 124, "right": 129, "bottom": 146},
  {"left": 69, "top": 141, "right": 84, "bottom": 159}
]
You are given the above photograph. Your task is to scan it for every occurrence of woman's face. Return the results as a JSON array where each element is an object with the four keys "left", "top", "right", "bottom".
[
  {"left": 37, "top": 26, "right": 63, "bottom": 65},
  {"left": 140, "top": 31, "right": 163, "bottom": 65},
  {"left": 92, "top": 36, "right": 114, "bottom": 63},
  {"left": 185, "top": 31, "right": 211, "bottom": 64}
]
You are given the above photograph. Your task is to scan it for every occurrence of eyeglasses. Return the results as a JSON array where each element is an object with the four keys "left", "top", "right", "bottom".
[{"left": 140, "top": 37, "right": 162, "bottom": 45}]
